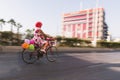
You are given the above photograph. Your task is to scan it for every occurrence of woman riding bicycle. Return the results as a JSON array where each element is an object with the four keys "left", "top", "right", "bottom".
[
  {"left": 32, "top": 21, "right": 54, "bottom": 53},
  {"left": 21, "top": 21, "right": 57, "bottom": 64}
]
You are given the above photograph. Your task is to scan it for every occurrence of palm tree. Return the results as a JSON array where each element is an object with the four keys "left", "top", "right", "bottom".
[
  {"left": 8, "top": 19, "right": 16, "bottom": 32},
  {"left": 25, "top": 29, "right": 34, "bottom": 39},
  {"left": 16, "top": 23, "right": 22, "bottom": 39},
  {"left": 0, "top": 19, "right": 6, "bottom": 31}
]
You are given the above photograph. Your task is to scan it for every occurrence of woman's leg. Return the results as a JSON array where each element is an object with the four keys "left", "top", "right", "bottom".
[
  {"left": 41, "top": 41, "right": 49, "bottom": 53},
  {"left": 43, "top": 42, "right": 49, "bottom": 50}
]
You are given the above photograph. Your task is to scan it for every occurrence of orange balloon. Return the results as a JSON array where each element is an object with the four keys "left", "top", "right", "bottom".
[{"left": 21, "top": 43, "right": 29, "bottom": 49}]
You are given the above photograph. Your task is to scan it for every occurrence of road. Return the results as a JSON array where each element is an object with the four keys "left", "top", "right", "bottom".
[{"left": 0, "top": 51, "right": 120, "bottom": 80}]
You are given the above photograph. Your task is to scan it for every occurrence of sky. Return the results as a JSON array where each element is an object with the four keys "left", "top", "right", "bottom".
[{"left": 0, "top": 0, "right": 120, "bottom": 38}]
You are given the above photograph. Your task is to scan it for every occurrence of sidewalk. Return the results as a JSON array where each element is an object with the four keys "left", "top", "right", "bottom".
[
  {"left": 0, "top": 46, "right": 22, "bottom": 52},
  {"left": 58, "top": 47, "right": 120, "bottom": 53},
  {"left": 0, "top": 46, "right": 120, "bottom": 53}
]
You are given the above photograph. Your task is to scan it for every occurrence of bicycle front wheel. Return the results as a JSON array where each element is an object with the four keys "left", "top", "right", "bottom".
[
  {"left": 21, "top": 49, "right": 38, "bottom": 64},
  {"left": 46, "top": 46, "right": 58, "bottom": 62}
]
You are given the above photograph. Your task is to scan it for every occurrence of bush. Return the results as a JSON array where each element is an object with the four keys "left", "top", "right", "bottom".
[
  {"left": 97, "top": 41, "right": 120, "bottom": 48},
  {"left": 56, "top": 37, "right": 91, "bottom": 47}
]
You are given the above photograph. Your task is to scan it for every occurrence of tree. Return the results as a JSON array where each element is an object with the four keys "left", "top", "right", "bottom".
[
  {"left": 16, "top": 23, "right": 22, "bottom": 39},
  {"left": 0, "top": 19, "right": 6, "bottom": 31},
  {"left": 25, "top": 29, "right": 34, "bottom": 39},
  {"left": 8, "top": 19, "right": 16, "bottom": 32},
  {"left": 1, "top": 31, "right": 12, "bottom": 40}
]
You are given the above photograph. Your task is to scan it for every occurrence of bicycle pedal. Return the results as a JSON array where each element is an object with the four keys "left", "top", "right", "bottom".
[{"left": 37, "top": 53, "right": 43, "bottom": 58}]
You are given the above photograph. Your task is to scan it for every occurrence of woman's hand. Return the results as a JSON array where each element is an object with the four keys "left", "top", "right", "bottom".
[{"left": 46, "top": 37, "right": 55, "bottom": 41}]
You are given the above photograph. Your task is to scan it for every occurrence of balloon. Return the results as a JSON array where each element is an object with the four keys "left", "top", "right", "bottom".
[
  {"left": 35, "top": 21, "right": 42, "bottom": 28},
  {"left": 29, "top": 44, "right": 35, "bottom": 51},
  {"left": 21, "top": 43, "right": 29, "bottom": 49},
  {"left": 24, "top": 39, "right": 30, "bottom": 44},
  {"left": 30, "top": 39, "right": 35, "bottom": 44}
]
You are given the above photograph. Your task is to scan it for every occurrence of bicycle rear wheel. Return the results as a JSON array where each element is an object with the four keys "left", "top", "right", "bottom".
[
  {"left": 46, "top": 46, "right": 58, "bottom": 62},
  {"left": 21, "top": 49, "right": 38, "bottom": 64}
]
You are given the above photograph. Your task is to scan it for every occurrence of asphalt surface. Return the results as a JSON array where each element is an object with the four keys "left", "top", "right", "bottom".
[
  {"left": 1, "top": 46, "right": 120, "bottom": 53},
  {"left": 0, "top": 51, "right": 120, "bottom": 80}
]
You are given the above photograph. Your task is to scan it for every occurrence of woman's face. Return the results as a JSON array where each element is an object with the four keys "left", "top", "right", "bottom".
[{"left": 37, "top": 30, "right": 42, "bottom": 35}]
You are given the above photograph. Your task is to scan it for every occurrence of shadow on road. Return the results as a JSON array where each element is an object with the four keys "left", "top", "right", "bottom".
[{"left": 0, "top": 51, "right": 120, "bottom": 80}]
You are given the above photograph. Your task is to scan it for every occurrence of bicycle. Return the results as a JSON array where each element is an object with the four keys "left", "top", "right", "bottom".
[{"left": 21, "top": 38, "right": 58, "bottom": 64}]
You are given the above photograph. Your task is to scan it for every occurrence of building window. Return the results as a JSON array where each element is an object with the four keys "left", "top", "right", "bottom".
[
  {"left": 63, "top": 25, "right": 66, "bottom": 31},
  {"left": 88, "top": 31, "right": 92, "bottom": 37},
  {"left": 83, "top": 23, "right": 86, "bottom": 30},
  {"left": 77, "top": 33, "right": 80, "bottom": 38},
  {"left": 77, "top": 24, "right": 81, "bottom": 31},
  {"left": 68, "top": 24, "right": 71, "bottom": 32},
  {"left": 72, "top": 24, "right": 75, "bottom": 31},
  {"left": 83, "top": 33, "right": 86, "bottom": 39}
]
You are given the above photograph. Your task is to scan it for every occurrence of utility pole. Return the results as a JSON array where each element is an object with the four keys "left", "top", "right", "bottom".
[
  {"left": 80, "top": 0, "right": 83, "bottom": 11},
  {"left": 92, "top": 0, "right": 99, "bottom": 47}
]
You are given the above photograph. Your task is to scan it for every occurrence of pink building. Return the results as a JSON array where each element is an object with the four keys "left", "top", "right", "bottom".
[{"left": 62, "top": 8, "right": 108, "bottom": 41}]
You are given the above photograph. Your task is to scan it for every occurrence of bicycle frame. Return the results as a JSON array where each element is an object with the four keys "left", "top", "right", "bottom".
[{"left": 21, "top": 38, "right": 58, "bottom": 64}]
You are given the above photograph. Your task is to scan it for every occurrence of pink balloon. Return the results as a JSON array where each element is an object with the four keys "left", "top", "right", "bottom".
[
  {"left": 30, "top": 39, "right": 35, "bottom": 44},
  {"left": 24, "top": 39, "right": 30, "bottom": 44}
]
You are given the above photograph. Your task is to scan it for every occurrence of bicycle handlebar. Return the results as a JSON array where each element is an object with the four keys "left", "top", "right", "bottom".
[{"left": 46, "top": 37, "right": 55, "bottom": 41}]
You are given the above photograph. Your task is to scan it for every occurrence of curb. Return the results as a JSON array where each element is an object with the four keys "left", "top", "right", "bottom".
[
  {"left": 0, "top": 46, "right": 120, "bottom": 53},
  {"left": 57, "top": 47, "right": 120, "bottom": 53}
]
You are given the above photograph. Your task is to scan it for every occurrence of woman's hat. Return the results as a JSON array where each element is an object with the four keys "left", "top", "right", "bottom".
[{"left": 35, "top": 21, "right": 42, "bottom": 28}]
